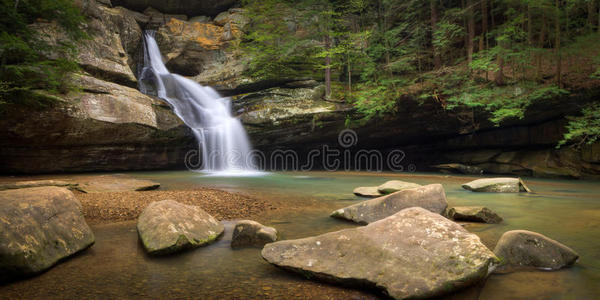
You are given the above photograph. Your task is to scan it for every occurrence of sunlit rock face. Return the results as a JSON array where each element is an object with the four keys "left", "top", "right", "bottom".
[{"left": 112, "top": 0, "right": 237, "bottom": 17}]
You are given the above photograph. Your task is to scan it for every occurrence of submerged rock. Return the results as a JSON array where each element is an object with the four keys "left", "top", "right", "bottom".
[
  {"left": 263, "top": 207, "right": 498, "bottom": 300},
  {"left": 137, "top": 200, "right": 224, "bottom": 255},
  {"left": 0, "top": 180, "right": 78, "bottom": 191},
  {"left": 331, "top": 184, "right": 447, "bottom": 224},
  {"left": 231, "top": 220, "right": 277, "bottom": 248},
  {"left": 0, "top": 187, "right": 95, "bottom": 280},
  {"left": 376, "top": 180, "right": 421, "bottom": 194},
  {"left": 493, "top": 230, "right": 578, "bottom": 270},
  {"left": 446, "top": 206, "right": 503, "bottom": 224},
  {"left": 462, "top": 177, "right": 531, "bottom": 193},
  {"left": 352, "top": 186, "right": 382, "bottom": 198}
]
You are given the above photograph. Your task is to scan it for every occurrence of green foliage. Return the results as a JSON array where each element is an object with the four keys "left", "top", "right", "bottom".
[
  {"left": 0, "top": 0, "right": 86, "bottom": 108},
  {"left": 558, "top": 102, "right": 600, "bottom": 148}
]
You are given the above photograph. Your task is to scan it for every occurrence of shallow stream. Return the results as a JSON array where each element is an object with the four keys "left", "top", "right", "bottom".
[{"left": 1, "top": 171, "right": 598, "bottom": 299}]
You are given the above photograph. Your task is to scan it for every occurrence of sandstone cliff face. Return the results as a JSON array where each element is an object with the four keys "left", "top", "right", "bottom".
[{"left": 0, "top": 0, "right": 598, "bottom": 178}]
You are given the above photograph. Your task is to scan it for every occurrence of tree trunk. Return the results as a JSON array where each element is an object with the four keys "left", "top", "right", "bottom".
[
  {"left": 467, "top": 0, "right": 475, "bottom": 64},
  {"left": 347, "top": 52, "right": 352, "bottom": 100},
  {"left": 536, "top": 10, "right": 547, "bottom": 81},
  {"left": 555, "top": 0, "right": 562, "bottom": 88},
  {"left": 431, "top": 0, "right": 441, "bottom": 69},
  {"left": 588, "top": 0, "right": 597, "bottom": 31},
  {"left": 480, "top": 0, "right": 488, "bottom": 52},
  {"left": 527, "top": 4, "right": 533, "bottom": 45},
  {"left": 324, "top": 34, "right": 331, "bottom": 98},
  {"left": 462, "top": 0, "right": 469, "bottom": 58}
]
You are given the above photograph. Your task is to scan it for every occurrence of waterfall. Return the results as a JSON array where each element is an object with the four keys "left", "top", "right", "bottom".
[{"left": 138, "top": 31, "right": 257, "bottom": 174}]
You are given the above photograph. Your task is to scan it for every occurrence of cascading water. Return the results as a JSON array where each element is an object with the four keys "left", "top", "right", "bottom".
[{"left": 139, "top": 31, "right": 257, "bottom": 174}]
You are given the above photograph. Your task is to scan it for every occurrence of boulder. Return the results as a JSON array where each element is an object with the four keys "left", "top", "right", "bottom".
[
  {"left": 137, "top": 200, "right": 224, "bottom": 255},
  {"left": 376, "top": 180, "right": 421, "bottom": 194},
  {"left": 75, "top": 175, "right": 160, "bottom": 193},
  {"left": 0, "top": 180, "right": 77, "bottom": 191},
  {"left": 263, "top": 207, "right": 498, "bottom": 300},
  {"left": 462, "top": 177, "right": 531, "bottom": 193},
  {"left": 0, "top": 187, "right": 95, "bottom": 280},
  {"left": 446, "top": 206, "right": 503, "bottom": 224},
  {"left": 493, "top": 230, "right": 579, "bottom": 270},
  {"left": 352, "top": 186, "right": 382, "bottom": 198},
  {"left": 331, "top": 184, "right": 447, "bottom": 224},
  {"left": 231, "top": 220, "right": 277, "bottom": 248}
]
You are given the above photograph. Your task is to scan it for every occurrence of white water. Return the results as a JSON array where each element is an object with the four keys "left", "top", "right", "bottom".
[{"left": 139, "top": 32, "right": 259, "bottom": 175}]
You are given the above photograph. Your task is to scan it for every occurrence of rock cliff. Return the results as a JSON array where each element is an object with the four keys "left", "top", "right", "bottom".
[{"left": 0, "top": 0, "right": 598, "bottom": 179}]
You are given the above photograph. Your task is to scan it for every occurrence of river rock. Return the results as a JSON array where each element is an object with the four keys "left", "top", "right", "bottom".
[
  {"left": 433, "top": 163, "right": 484, "bottom": 175},
  {"left": 76, "top": 175, "right": 160, "bottom": 193},
  {"left": 263, "top": 207, "right": 498, "bottom": 299},
  {"left": 331, "top": 184, "right": 447, "bottom": 224},
  {"left": 231, "top": 220, "right": 277, "bottom": 248},
  {"left": 352, "top": 186, "right": 382, "bottom": 198},
  {"left": 137, "top": 200, "right": 224, "bottom": 255},
  {"left": 376, "top": 180, "right": 421, "bottom": 194},
  {"left": 446, "top": 206, "right": 503, "bottom": 224},
  {"left": 493, "top": 230, "right": 579, "bottom": 270},
  {"left": 0, "top": 180, "right": 78, "bottom": 191},
  {"left": 0, "top": 187, "right": 95, "bottom": 280},
  {"left": 462, "top": 177, "right": 531, "bottom": 193}
]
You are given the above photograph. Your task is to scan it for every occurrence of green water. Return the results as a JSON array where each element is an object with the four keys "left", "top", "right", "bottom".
[{"left": 1, "top": 171, "right": 599, "bottom": 299}]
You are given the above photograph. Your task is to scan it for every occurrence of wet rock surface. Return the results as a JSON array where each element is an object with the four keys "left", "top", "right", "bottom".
[
  {"left": 0, "top": 187, "right": 95, "bottom": 280},
  {"left": 231, "top": 220, "right": 277, "bottom": 248},
  {"left": 0, "top": 180, "right": 77, "bottom": 191},
  {"left": 331, "top": 184, "right": 448, "bottom": 224},
  {"left": 446, "top": 206, "right": 503, "bottom": 224},
  {"left": 352, "top": 186, "right": 382, "bottom": 198},
  {"left": 137, "top": 200, "right": 224, "bottom": 255},
  {"left": 462, "top": 178, "right": 528, "bottom": 193},
  {"left": 75, "top": 175, "right": 160, "bottom": 193},
  {"left": 376, "top": 180, "right": 421, "bottom": 194},
  {"left": 263, "top": 207, "right": 498, "bottom": 300},
  {"left": 493, "top": 230, "right": 579, "bottom": 271}
]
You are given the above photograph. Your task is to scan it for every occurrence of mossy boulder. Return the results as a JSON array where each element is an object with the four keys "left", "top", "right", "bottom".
[
  {"left": 263, "top": 207, "right": 498, "bottom": 300},
  {"left": 137, "top": 200, "right": 224, "bottom": 255},
  {"left": 0, "top": 187, "right": 95, "bottom": 280},
  {"left": 331, "top": 184, "right": 448, "bottom": 224},
  {"left": 493, "top": 230, "right": 578, "bottom": 270}
]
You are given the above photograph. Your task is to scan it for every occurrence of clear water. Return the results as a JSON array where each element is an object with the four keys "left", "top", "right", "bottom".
[
  {"left": 1, "top": 171, "right": 599, "bottom": 299},
  {"left": 139, "top": 32, "right": 256, "bottom": 172}
]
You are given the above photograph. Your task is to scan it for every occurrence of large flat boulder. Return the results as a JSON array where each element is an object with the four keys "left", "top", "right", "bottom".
[
  {"left": 137, "top": 200, "right": 224, "bottom": 255},
  {"left": 263, "top": 207, "right": 498, "bottom": 300},
  {"left": 376, "top": 180, "right": 421, "bottom": 194},
  {"left": 462, "top": 177, "right": 531, "bottom": 193},
  {"left": 75, "top": 175, "right": 160, "bottom": 193},
  {"left": 493, "top": 230, "right": 578, "bottom": 270},
  {"left": 331, "top": 184, "right": 447, "bottom": 224},
  {"left": 0, "top": 187, "right": 95, "bottom": 280},
  {"left": 0, "top": 180, "right": 77, "bottom": 191}
]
